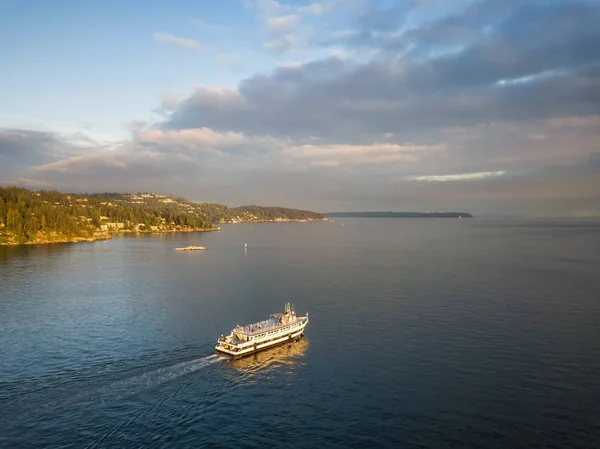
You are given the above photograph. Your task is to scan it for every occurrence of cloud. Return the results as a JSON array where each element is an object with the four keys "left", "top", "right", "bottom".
[
  {"left": 343, "top": 0, "right": 510, "bottom": 53},
  {"left": 159, "top": 92, "right": 183, "bottom": 111},
  {"left": 262, "top": 35, "right": 296, "bottom": 54},
  {"left": 3, "top": 121, "right": 599, "bottom": 215},
  {"left": 19, "top": 143, "right": 206, "bottom": 194},
  {"left": 191, "top": 18, "right": 232, "bottom": 32},
  {"left": 216, "top": 54, "right": 241, "bottom": 70},
  {"left": 3, "top": 0, "right": 600, "bottom": 216},
  {"left": 0, "top": 128, "right": 111, "bottom": 177},
  {"left": 0, "top": 177, "right": 50, "bottom": 188},
  {"left": 153, "top": 31, "right": 242, "bottom": 70},
  {"left": 161, "top": 59, "right": 600, "bottom": 145},
  {"left": 0, "top": 129, "right": 60, "bottom": 164},
  {"left": 136, "top": 127, "right": 445, "bottom": 169},
  {"left": 161, "top": 0, "right": 600, "bottom": 143},
  {"left": 244, "top": 0, "right": 305, "bottom": 55},
  {"left": 298, "top": 2, "right": 333, "bottom": 15},
  {"left": 31, "top": 152, "right": 129, "bottom": 173},
  {"left": 410, "top": 171, "right": 506, "bottom": 182},
  {"left": 253, "top": 0, "right": 288, "bottom": 16},
  {"left": 172, "top": 86, "right": 243, "bottom": 114},
  {"left": 284, "top": 142, "right": 445, "bottom": 167},
  {"left": 279, "top": 60, "right": 303, "bottom": 68},
  {"left": 546, "top": 115, "right": 600, "bottom": 129},
  {"left": 266, "top": 14, "right": 299, "bottom": 32},
  {"left": 153, "top": 32, "right": 201, "bottom": 49},
  {"left": 138, "top": 128, "right": 248, "bottom": 153},
  {"left": 143, "top": 0, "right": 600, "bottom": 213}
]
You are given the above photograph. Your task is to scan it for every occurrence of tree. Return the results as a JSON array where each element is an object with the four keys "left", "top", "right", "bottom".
[
  {"left": 26, "top": 216, "right": 39, "bottom": 238},
  {"left": 7, "top": 208, "right": 24, "bottom": 236},
  {"left": 0, "top": 197, "right": 5, "bottom": 226}
]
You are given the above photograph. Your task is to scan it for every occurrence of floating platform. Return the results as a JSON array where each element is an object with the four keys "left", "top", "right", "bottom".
[{"left": 173, "top": 246, "right": 206, "bottom": 251}]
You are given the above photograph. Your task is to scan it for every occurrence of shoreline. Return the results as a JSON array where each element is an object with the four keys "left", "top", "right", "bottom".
[
  {"left": 217, "top": 218, "right": 328, "bottom": 224},
  {"left": 0, "top": 235, "right": 113, "bottom": 246},
  {"left": 0, "top": 226, "right": 221, "bottom": 247},
  {"left": 0, "top": 219, "right": 328, "bottom": 247}
]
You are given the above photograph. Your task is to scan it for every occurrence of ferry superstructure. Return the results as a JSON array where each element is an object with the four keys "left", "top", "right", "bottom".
[{"left": 215, "top": 303, "right": 308, "bottom": 359}]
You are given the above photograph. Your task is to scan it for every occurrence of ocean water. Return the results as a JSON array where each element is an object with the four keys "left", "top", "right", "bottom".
[{"left": 1, "top": 218, "right": 599, "bottom": 448}]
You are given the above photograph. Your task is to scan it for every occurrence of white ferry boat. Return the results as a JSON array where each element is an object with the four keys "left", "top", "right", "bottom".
[{"left": 215, "top": 303, "right": 308, "bottom": 359}]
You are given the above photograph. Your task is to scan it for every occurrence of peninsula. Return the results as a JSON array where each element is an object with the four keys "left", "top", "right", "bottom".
[
  {"left": 0, "top": 187, "right": 325, "bottom": 246},
  {"left": 325, "top": 211, "right": 473, "bottom": 218}
]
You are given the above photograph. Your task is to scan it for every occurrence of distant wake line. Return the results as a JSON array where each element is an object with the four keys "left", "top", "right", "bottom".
[
  {"left": 37, "top": 354, "right": 228, "bottom": 410},
  {"left": 3, "top": 353, "right": 227, "bottom": 434},
  {"left": 94, "top": 354, "right": 227, "bottom": 404},
  {"left": 84, "top": 354, "right": 227, "bottom": 449}
]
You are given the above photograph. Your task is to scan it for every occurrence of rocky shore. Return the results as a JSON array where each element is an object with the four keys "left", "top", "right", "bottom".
[{"left": 0, "top": 227, "right": 220, "bottom": 246}]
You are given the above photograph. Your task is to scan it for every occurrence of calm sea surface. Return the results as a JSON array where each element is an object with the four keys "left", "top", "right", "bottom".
[{"left": 1, "top": 218, "right": 599, "bottom": 448}]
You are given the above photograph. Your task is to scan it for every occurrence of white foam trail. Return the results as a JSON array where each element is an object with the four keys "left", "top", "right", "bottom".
[
  {"left": 93, "top": 354, "right": 227, "bottom": 404},
  {"left": 83, "top": 354, "right": 227, "bottom": 449}
]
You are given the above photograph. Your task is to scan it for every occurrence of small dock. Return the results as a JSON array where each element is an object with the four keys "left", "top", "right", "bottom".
[{"left": 173, "top": 246, "right": 206, "bottom": 251}]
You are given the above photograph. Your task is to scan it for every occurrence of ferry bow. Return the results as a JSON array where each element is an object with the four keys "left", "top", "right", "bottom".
[{"left": 215, "top": 303, "right": 308, "bottom": 359}]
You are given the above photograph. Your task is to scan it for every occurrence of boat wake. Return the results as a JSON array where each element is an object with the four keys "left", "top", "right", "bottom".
[
  {"left": 84, "top": 354, "right": 228, "bottom": 449},
  {"left": 94, "top": 354, "right": 227, "bottom": 405},
  {"left": 19, "top": 353, "right": 228, "bottom": 415}
]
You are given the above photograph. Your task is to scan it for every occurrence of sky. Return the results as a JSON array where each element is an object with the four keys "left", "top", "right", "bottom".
[{"left": 1, "top": 0, "right": 599, "bottom": 216}]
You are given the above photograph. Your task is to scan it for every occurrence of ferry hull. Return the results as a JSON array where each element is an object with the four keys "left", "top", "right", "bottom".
[
  {"left": 215, "top": 333, "right": 305, "bottom": 360},
  {"left": 215, "top": 326, "right": 306, "bottom": 360},
  {"left": 215, "top": 303, "right": 308, "bottom": 360}
]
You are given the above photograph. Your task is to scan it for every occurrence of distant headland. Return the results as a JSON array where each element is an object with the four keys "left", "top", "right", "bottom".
[
  {"left": 0, "top": 186, "right": 325, "bottom": 246},
  {"left": 325, "top": 211, "right": 473, "bottom": 218}
]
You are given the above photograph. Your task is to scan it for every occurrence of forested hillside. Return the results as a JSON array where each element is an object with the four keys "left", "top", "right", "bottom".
[{"left": 0, "top": 187, "right": 324, "bottom": 245}]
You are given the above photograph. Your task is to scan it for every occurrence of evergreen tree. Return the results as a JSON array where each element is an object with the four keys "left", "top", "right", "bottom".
[
  {"left": 0, "top": 197, "right": 6, "bottom": 226},
  {"left": 0, "top": 186, "right": 323, "bottom": 244},
  {"left": 26, "top": 216, "right": 39, "bottom": 237}
]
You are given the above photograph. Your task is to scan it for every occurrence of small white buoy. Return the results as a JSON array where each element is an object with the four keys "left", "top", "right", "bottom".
[{"left": 244, "top": 242, "right": 247, "bottom": 249}]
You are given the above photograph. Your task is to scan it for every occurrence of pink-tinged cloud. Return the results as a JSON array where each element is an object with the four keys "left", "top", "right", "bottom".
[{"left": 152, "top": 32, "right": 201, "bottom": 49}]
